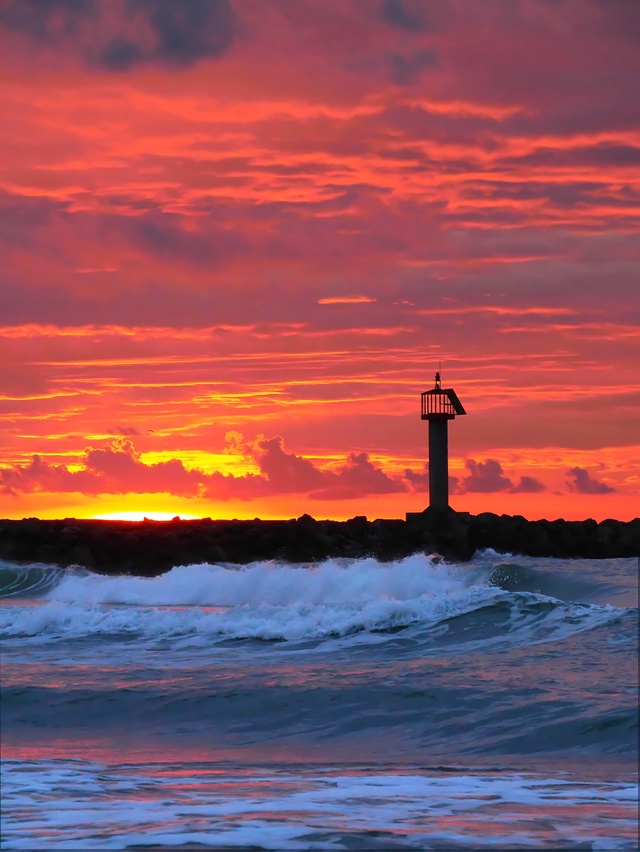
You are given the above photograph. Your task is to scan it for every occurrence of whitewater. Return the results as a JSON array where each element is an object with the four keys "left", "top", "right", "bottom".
[{"left": 1, "top": 551, "right": 638, "bottom": 849}]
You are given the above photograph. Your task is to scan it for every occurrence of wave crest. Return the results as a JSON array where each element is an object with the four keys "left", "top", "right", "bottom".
[
  {"left": 0, "top": 562, "right": 73, "bottom": 599},
  {"left": 0, "top": 555, "right": 630, "bottom": 649}
]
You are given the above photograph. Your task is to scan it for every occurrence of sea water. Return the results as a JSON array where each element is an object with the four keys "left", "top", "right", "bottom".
[{"left": 1, "top": 551, "right": 638, "bottom": 850}]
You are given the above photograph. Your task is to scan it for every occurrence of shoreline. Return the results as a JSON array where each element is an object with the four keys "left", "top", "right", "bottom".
[{"left": 1, "top": 511, "right": 638, "bottom": 576}]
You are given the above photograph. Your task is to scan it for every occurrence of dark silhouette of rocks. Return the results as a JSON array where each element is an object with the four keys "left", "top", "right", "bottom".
[{"left": 0, "top": 510, "right": 637, "bottom": 577}]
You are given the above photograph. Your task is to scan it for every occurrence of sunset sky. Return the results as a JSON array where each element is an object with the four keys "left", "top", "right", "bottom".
[{"left": 1, "top": 0, "right": 638, "bottom": 522}]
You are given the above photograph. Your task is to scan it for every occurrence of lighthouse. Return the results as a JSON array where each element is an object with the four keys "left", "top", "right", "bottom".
[{"left": 421, "top": 371, "right": 466, "bottom": 511}]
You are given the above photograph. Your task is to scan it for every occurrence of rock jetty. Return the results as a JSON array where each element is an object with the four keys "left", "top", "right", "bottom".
[{"left": 0, "top": 510, "right": 638, "bottom": 576}]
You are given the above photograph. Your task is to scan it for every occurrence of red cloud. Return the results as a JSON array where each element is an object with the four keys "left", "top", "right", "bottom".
[
  {"left": 461, "top": 459, "right": 512, "bottom": 493},
  {"left": 404, "top": 460, "right": 546, "bottom": 496},
  {"left": 566, "top": 467, "right": 616, "bottom": 495},
  {"left": 1, "top": 434, "right": 407, "bottom": 501},
  {"left": 310, "top": 451, "right": 406, "bottom": 500},
  {"left": 248, "top": 435, "right": 326, "bottom": 493},
  {"left": 235, "top": 434, "right": 406, "bottom": 499},
  {"left": 83, "top": 439, "right": 202, "bottom": 496},
  {"left": 510, "top": 475, "right": 546, "bottom": 494},
  {"left": 0, "top": 455, "right": 101, "bottom": 497}
]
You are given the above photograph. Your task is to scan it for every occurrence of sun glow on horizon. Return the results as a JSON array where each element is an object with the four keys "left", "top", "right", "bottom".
[{"left": 91, "top": 511, "right": 201, "bottom": 522}]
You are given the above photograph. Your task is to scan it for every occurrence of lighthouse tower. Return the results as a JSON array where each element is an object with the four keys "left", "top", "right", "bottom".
[{"left": 421, "top": 372, "right": 466, "bottom": 511}]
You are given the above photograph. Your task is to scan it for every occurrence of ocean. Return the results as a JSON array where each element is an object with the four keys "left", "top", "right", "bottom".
[{"left": 1, "top": 550, "right": 638, "bottom": 850}]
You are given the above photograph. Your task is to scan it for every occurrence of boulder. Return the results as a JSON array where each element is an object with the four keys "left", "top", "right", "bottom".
[{"left": 0, "top": 512, "right": 638, "bottom": 576}]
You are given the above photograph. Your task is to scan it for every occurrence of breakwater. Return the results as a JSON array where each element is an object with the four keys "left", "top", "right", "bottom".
[{"left": 1, "top": 510, "right": 638, "bottom": 576}]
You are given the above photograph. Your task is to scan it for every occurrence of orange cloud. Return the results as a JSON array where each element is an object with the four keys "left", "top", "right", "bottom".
[{"left": 317, "top": 295, "right": 377, "bottom": 305}]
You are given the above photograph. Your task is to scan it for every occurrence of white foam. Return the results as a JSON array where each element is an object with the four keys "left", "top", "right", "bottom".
[
  {"left": 0, "top": 555, "right": 492, "bottom": 643},
  {"left": 0, "top": 585, "right": 499, "bottom": 644},
  {"left": 45, "top": 555, "right": 471, "bottom": 607},
  {"left": 0, "top": 555, "right": 628, "bottom": 649},
  {"left": 2, "top": 760, "right": 638, "bottom": 850}
]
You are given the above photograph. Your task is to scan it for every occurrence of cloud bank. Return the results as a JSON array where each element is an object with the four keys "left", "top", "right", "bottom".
[{"left": 2, "top": 435, "right": 557, "bottom": 503}]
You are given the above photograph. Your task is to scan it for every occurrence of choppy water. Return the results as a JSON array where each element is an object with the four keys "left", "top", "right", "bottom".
[{"left": 1, "top": 551, "right": 638, "bottom": 849}]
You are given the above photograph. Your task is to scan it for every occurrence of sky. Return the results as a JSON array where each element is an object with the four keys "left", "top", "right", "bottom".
[{"left": 1, "top": 0, "right": 639, "bottom": 522}]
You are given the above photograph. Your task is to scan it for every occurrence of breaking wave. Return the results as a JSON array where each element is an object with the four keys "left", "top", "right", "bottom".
[{"left": 0, "top": 555, "right": 634, "bottom": 649}]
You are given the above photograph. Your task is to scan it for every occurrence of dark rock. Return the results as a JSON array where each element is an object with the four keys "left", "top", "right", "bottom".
[{"left": 0, "top": 512, "right": 637, "bottom": 576}]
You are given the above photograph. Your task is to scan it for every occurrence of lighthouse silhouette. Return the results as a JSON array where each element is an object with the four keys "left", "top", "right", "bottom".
[{"left": 421, "top": 371, "right": 466, "bottom": 510}]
